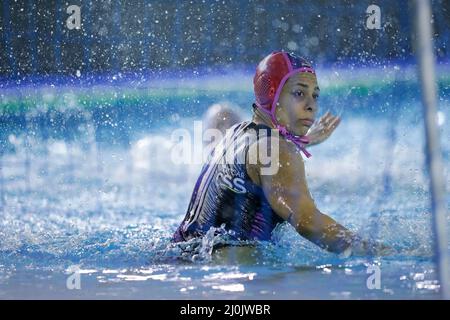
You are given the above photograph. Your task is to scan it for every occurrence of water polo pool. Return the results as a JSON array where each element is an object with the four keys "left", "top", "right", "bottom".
[{"left": 0, "top": 65, "right": 449, "bottom": 299}]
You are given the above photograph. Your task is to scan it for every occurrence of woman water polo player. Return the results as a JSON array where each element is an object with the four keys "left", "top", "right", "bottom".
[{"left": 173, "top": 51, "right": 387, "bottom": 257}]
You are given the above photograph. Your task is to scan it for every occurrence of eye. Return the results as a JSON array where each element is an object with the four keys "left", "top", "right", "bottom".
[
  {"left": 293, "top": 91, "right": 304, "bottom": 97},
  {"left": 313, "top": 93, "right": 319, "bottom": 100}
]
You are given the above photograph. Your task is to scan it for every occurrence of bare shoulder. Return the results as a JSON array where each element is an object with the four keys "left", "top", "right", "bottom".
[{"left": 246, "top": 132, "right": 305, "bottom": 185}]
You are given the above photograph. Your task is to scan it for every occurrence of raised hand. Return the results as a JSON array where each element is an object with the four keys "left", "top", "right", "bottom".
[{"left": 306, "top": 111, "right": 341, "bottom": 146}]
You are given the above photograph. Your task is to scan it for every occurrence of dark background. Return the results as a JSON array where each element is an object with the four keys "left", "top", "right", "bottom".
[{"left": 0, "top": 0, "right": 449, "bottom": 79}]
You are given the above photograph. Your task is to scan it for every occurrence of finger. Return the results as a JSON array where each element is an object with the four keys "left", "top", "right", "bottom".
[
  {"left": 330, "top": 116, "right": 340, "bottom": 125},
  {"left": 322, "top": 115, "right": 334, "bottom": 127},
  {"left": 323, "top": 117, "right": 337, "bottom": 130},
  {"left": 329, "top": 115, "right": 339, "bottom": 123},
  {"left": 328, "top": 117, "right": 341, "bottom": 129},
  {"left": 320, "top": 112, "right": 332, "bottom": 124},
  {"left": 326, "top": 112, "right": 338, "bottom": 123},
  {"left": 323, "top": 111, "right": 332, "bottom": 122}
]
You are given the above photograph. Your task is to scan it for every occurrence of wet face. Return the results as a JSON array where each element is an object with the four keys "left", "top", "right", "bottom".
[{"left": 275, "top": 72, "right": 320, "bottom": 136}]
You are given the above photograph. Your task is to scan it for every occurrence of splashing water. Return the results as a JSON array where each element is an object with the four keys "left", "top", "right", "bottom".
[{"left": 0, "top": 67, "right": 449, "bottom": 299}]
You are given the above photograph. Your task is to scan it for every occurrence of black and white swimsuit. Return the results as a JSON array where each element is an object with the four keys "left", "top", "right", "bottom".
[{"left": 172, "top": 121, "right": 284, "bottom": 243}]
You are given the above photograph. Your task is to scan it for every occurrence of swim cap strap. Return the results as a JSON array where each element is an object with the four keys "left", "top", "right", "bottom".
[{"left": 276, "top": 123, "right": 312, "bottom": 158}]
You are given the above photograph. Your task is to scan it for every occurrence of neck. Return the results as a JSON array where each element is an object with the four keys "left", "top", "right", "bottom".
[
  {"left": 252, "top": 103, "right": 312, "bottom": 158},
  {"left": 252, "top": 105, "right": 275, "bottom": 128}
]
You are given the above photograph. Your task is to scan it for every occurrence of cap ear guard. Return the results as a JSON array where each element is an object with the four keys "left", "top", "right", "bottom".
[
  {"left": 254, "top": 72, "right": 275, "bottom": 109},
  {"left": 268, "top": 82, "right": 275, "bottom": 100}
]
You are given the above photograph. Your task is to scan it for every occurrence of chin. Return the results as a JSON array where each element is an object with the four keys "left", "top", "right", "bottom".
[{"left": 294, "top": 127, "right": 308, "bottom": 136}]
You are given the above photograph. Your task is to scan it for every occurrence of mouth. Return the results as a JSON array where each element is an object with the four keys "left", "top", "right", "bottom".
[{"left": 299, "top": 118, "right": 315, "bottom": 127}]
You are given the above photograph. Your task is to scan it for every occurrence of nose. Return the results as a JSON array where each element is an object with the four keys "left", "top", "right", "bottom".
[{"left": 304, "top": 97, "right": 317, "bottom": 114}]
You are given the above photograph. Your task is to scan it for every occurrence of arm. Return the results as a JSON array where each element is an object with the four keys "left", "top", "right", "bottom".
[
  {"left": 247, "top": 135, "right": 355, "bottom": 254},
  {"left": 293, "top": 206, "right": 355, "bottom": 254}
]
